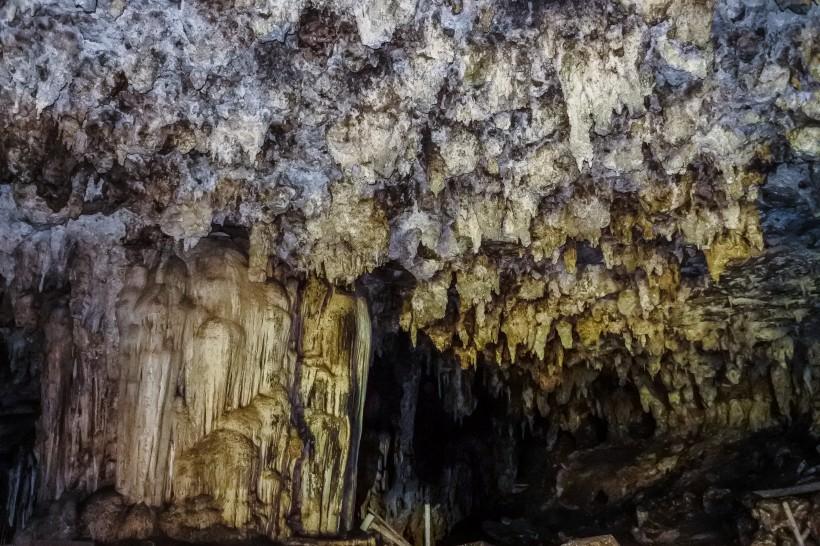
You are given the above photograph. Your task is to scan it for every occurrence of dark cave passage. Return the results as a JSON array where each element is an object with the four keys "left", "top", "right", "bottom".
[
  {"left": 354, "top": 325, "right": 820, "bottom": 546},
  {"left": 355, "top": 329, "right": 516, "bottom": 542}
]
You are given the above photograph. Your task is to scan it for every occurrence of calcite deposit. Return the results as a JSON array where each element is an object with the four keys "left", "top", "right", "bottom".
[
  {"left": 0, "top": 0, "right": 818, "bottom": 543},
  {"left": 20, "top": 236, "right": 371, "bottom": 541}
]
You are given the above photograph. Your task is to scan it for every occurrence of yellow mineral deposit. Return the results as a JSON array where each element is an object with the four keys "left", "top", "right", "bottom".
[{"left": 110, "top": 240, "right": 370, "bottom": 539}]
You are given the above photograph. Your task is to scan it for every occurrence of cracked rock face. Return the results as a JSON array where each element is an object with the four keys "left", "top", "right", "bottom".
[{"left": 0, "top": 0, "right": 819, "bottom": 543}]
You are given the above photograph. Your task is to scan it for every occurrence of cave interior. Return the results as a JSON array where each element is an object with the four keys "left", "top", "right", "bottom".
[{"left": 1, "top": 0, "right": 820, "bottom": 544}]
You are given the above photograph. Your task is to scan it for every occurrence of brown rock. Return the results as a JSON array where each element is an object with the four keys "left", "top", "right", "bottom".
[
  {"left": 79, "top": 490, "right": 126, "bottom": 542},
  {"left": 561, "top": 535, "right": 620, "bottom": 546},
  {"left": 118, "top": 504, "right": 156, "bottom": 540}
]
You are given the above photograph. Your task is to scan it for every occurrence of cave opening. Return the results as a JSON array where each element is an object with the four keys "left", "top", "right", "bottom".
[
  {"left": 351, "top": 261, "right": 820, "bottom": 546},
  {"left": 356, "top": 330, "right": 516, "bottom": 546},
  {"left": 355, "top": 326, "right": 820, "bottom": 546}
]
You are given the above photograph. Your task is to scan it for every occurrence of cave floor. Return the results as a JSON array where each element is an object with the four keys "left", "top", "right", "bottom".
[
  {"left": 13, "top": 428, "right": 820, "bottom": 546},
  {"left": 442, "top": 426, "right": 820, "bottom": 546}
]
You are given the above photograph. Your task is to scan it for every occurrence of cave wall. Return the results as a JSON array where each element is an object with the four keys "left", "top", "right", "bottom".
[{"left": 0, "top": 0, "right": 819, "bottom": 542}]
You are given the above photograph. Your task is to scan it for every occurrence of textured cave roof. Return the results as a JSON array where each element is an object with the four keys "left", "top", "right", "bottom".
[{"left": 0, "top": 0, "right": 818, "bottom": 412}]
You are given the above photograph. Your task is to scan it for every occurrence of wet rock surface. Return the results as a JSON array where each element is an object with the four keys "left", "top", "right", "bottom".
[{"left": 0, "top": 0, "right": 818, "bottom": 543}]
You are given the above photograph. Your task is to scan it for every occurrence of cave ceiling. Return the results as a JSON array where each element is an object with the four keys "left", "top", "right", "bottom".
[{"left": 3, "top": 0, "right": 818, "bottom": 418}]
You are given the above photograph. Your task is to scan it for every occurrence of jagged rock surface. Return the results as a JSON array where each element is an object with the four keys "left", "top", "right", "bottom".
[
  {"left": 2, "top": 233, "right": 371, "bottom": 541},
  {"left": 0, "top": 0, "right": 818, "bottom": 542}
]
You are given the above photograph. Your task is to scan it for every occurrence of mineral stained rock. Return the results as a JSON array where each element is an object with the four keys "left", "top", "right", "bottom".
[
  {"left": 0, "top": 0, "right": 818, "bottom": 542},
  {"left": 5, "top": 235, "right": 371, "bottom": 541}
]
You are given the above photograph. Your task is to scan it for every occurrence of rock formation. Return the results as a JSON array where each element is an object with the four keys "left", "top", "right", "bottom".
[
  {"left": 0, "top": 0, "right": 818, "bottom": 543},
  {"left": 5, "top": 234, "right": 371, "bottom": 541}
]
